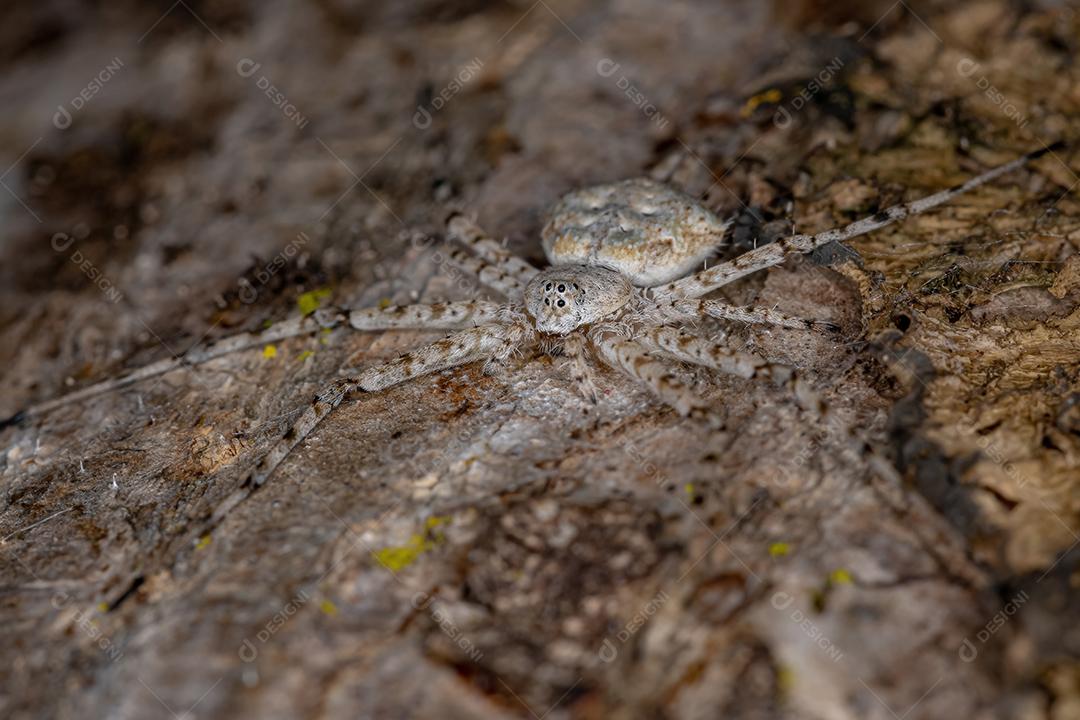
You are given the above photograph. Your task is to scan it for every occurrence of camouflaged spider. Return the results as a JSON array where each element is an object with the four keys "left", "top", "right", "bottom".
[{"left": 2, "top": 145, "right": 1057, "bottom": 485}]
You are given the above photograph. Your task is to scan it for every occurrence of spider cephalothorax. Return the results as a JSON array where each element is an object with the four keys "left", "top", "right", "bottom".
[
  {"left": 2, "top": 145, "right": 1057, "bottom": 486},
  {"left": 524, "top": 267, "right": 633, "bottom": 335}
]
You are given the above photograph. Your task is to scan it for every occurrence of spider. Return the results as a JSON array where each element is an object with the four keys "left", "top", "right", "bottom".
[{"left": 2, "top": 144, "right": 1057, "bottom": 487}]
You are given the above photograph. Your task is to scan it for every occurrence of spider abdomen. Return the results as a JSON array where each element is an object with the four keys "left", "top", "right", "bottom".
[{"left": 541, "top": 178, "right": 729, "bottom": 287}]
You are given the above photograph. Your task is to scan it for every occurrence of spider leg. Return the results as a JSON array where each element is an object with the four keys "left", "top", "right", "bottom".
[
  {"left": 659, "top": 144, "right": 1061, "bottom": 299},
  {"left": 249, "top": 322, "right": 530, "bottom": 485},
  {"left": 1, "top": 312, "right": 343, "bottom": 427},
  {"left": 439, "top": 243, "right": 529, "bottom": 299},
  {"left": 249, "top": 376, "right": 360, "bottom": 486},
  {"left": 591, "top": 331, "right": 719, "bottom": 425},
  {"left": 355, "top": 322, "right": 530, "bottom": 391},
  {"left": 446, "top": 212, "right": 540, "bottom": 286},
  {"left": 347, "top": 300, "right": 503, "bottom": 330},
  {"left": 658, "top": 298, "right": 840, "bottom": 332},
  {"left": 638, "top": 325, "right": 787, "bottom": 381},
  {"left": 640, "top": 325, "right": 825, "bottom": 415},
  {"left": 3, "top": 301, "right": 505, "bottom": 428},
  {"left": 562, "top": 333, "right": 598, "bottom": 404}
]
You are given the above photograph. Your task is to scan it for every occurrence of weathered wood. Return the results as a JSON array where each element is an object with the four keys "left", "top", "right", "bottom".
[{"left": 1, "top": 1, "right": 1078, "bottom": 718}]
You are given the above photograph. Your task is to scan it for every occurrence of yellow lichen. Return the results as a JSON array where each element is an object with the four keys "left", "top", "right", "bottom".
[
  {"left": 830, "top": 568, "right": 853, "bottom": 585},
  {"left": 777, "top": 666, "right": 795, "bottom": 693},
  {"left": 319, "top": 599, "right": 338, "bottom": 616},
  {"left": 373, "top": 540, "right": 428, "bottom": 571},
  {"left": 740, "top": 88, "right": 782, "bottom": 117},
  {"left": 425, "top": 515, "right": 449, "bottom": 530},
  {"left": 262, "top": 344, "right": 277, "bottom": 359},
  {"left": 195, "top": 534, "right": 212, "bottom": 550},
  {"left": 372, "top": 517, "right": 449, "bottom": 572},
  {"left": 297, "top": 287, "right": 332, "bottom": 316},
  {"left": 769, "top": 542, "right": 791, "bottom": 557}
]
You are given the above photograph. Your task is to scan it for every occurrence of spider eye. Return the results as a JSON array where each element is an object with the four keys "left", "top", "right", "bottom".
[
  {"left": 546, "top": 283, "right": 552, "bottom": 291},
  {"left": 544, "top": 298, "right": 550, "bottom": 305},
  {"left": 557, "top": 299, "right": 566, "bottom": 307},
  {"left": 558, "top": 284, "right": 565, "bottom": 292}
]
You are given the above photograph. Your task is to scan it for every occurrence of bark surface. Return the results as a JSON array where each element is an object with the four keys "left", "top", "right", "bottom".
[{"left": 1, "top": 1, "right": 1079, "bottom": 718}]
